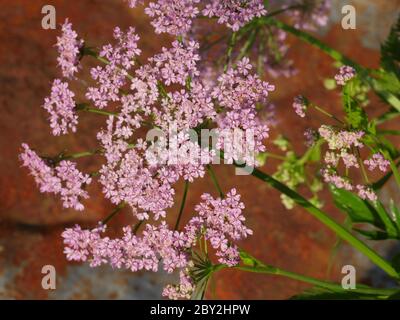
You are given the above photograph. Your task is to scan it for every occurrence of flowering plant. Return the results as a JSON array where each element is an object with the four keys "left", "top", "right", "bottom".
[{"left": 20, "top": 1, "right": 400, "bottom": 299}]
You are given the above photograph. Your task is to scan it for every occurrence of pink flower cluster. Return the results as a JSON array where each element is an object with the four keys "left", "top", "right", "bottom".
[
  {"left": 318, "top": 126, "right": 385, "bottom": 201},
  {"left": 293, "top": 95, "right": 308, "bottom": 118},
  {"left": 56, "top": 19, "right": 84, "bottom": 79},
  {"left": 304, "top": 128, "right": 317, "bottom": 147},
  {"left": 334, "top": 65, "right": 356, "bottom": 85},
  {"left": 145, "top": 0, "right": 200, "bottom": 35},
  {"left": 364, "top": 153, "right": 390, "bottom": 172},
  {"left": 356, "top": 185, "right": 377, "bottom": 201},
  {"left": 19, "top": 144, "right": 91, "bottom": 211},
  {"left": 42, "top": 19, "right": 83, "bottom": 136},
  {"left": 289, "top": 0, "right": 331, "bottom": 31},
  {"left": 62, "top": 189, "right": 251, "bottom": 299},
  {"left": 262, "top": 27, "right": 297, "bottom": 79},
  {"left": 43, "top": 79, "right": 78, "bottom": 136},
  {"left": 192, "top": 189, "right": 253, "bottom": 266},
  {"left": 86, "top": 27, "right": 141, "bottom": 109},
  {"left": 202, "top": 0, "right": 266, "bottom": 31},
  {"left": 125, "top": 0, "right": 266, "bottom": 34},
  {"left": 213, "top": 57, "right": 275, "bottom": 165},
  {"left": 31, "top": 18, "right": 275, "bottom": 220},
  {"left": 319, "top": 125, "right": 364, "bottom": 151},
  {"left": 149, "top": 40, "right": 200, "bottom": 87}
]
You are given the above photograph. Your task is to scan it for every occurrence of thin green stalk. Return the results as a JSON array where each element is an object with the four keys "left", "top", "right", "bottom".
[
  {"left": 54, "top": 144, "right": 136, "bottom": 162},
  {"left": 224, "top": 32, "right": 237, "bottom": 72},
  {"left": 174, "top": 180, "right": 189, "bottom": 230},
  {"left": 233, "top": 264, "right": 395, "bottom": 296},
  {"left": 62, "top": 150, "right": 99, "bottom": 160},
  {"left": 262, "top": 4, "right": 306, "bottom": 19},
  {"left": 82, "top": 47, "right": 134, "bottom": 80},
  {"left": 265, "top": 152, "right": 286, "bottom": 161},
  {"left": 206, "top": 165, "right": 224, "bottom": 198},
  {"left": 77, "top": 104, "right": 118, "bottom": 116},
  {"left": 133, "top": 219, "right": 144, "bottom": 235},
  {"left": 356, "top": 147, "right": 370, "bottom": 184},
  {"left": 311, "top": 104, "right": 345, "bottom": 125},
  {"left": 236, "top": 28, "right": 258, "bottom": 62},
  {"left": 102, "top": 203, "right": 125, "bottom": 225}
]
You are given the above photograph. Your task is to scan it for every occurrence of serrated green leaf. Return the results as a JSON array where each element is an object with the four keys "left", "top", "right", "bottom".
[{"left": 342, "top": 83, "right": 369, "bottom": 129}]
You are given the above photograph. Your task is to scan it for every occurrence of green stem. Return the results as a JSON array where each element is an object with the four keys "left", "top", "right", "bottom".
[
  {"left": 262, "top": 4, "right": 306, "bottom": 19},
  {"left": 174, "top": 181, "right": 189, "bottom": 230},
  {"left": 76, "top": 104, "right": 118, "bottom": 116},
  {"left": 82, "top": 47, "right": 134, "bottom": 80},
  {"left": 207, "top": 165, "right": 224, "bottom": 198},
  {"left": 312, "top": 104, "right": 345, "bottom": 125},
  {"left": 224, "top": 32, "right": 237, "bottom": 72},
  {"left": 102, "top": 203, "right": 125, "bottom": 225},
  {"left": 236, "top": 28, "right": 258, "bottom": 63},
  {"left": 233, "top": 263, "right": 395, "bottom": 296},
  {"left": 133, "top": 220, "right": 144, "bottom": 235},
  {"left": 265, "top": 152, "right": 286, "bottom": 161},
  {"left": 54, "top": 144, "right": 136, "bottom": 162},
  {"left": 356, "top": 147, "right": 370, "bottom": 184},
  {"left": 59, "top": 149, "right": 101, "bottom": 161}
]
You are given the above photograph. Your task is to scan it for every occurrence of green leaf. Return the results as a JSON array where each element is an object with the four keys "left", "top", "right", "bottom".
[
  {"left": 330, "top": 186, "right": 377, "bottom": 224},
  {"left": 342, "top": 82, "right": 368, "bottom": 129},
  {"left": 239, "top": 250, "right": 262, "bottom": 267},
  {"left": 331, "top": 186, "right": 400, "bottom": 240},
  {"left": 239, "top": 251, "right": 256, "bottom": 267},
  {"left": 372, "top": 201, "right": 399, "bottom": 238}
]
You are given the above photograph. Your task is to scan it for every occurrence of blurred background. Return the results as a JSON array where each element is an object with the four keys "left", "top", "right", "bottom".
[{"left": 0, "top": 0, "right": 399, "bottom": 299}]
